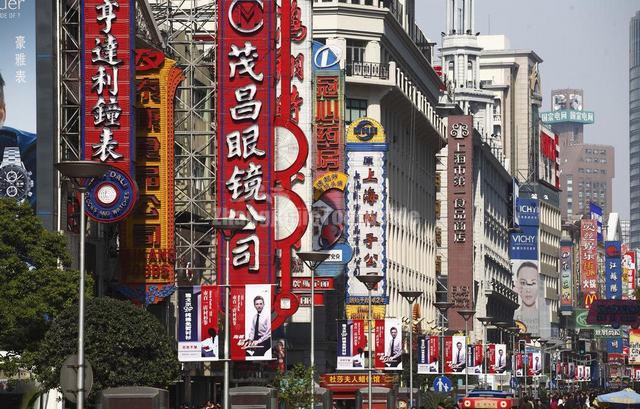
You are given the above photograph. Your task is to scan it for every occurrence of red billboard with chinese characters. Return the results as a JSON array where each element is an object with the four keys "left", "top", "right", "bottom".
[
  {"left": 217, "top": 0, "right": 276, "bottom": 286},
  {"left": 580, "top": 219, "right": 598, "bottom": 307},
  {"left": 447, "top": 115, "right": 474, "bottom": 330},
  {"left": 82, "top": 0, "right": 138, "bottom": 222}
]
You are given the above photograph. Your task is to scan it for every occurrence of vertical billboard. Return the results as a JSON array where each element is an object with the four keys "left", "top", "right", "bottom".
[
  {"left": 445, "top": 335, "right": 467, "bottom": 374},
  {"left": 622, "top": 250, "right": 636, "bottom": 300},
  {"left": 528, "top": 351, "right": 542, "bottom": 376},
  {"left": 417, "top": 335, "right": 439, "bottom": 374},
  {"left": 447, "top": 116, "right": 474, "bottom": 331},
  {"left": 539, "top": 125, "right": 560, "bottom": 190},
  {"left": 217, "top": 0, "right": 275, "bottom": 287},
  {"left": 604, "top": 241, "right": 622, "bottom": 299},
  {"left": 580, "top": 219, "right": 598, "bottom": 308},
  {"left": 467, "top": 343, "right": 483, "bottom": 374},
  {"left": 511, "top": 198, "right": 541, "bottom": 335},
  {"left": 230, "top": 284, "right": 272, "bottom": 361},
  {"left": 336, "top": 319, "right": 366, "bottom": 370},
  {"left": 589, "top": 202, "right": 603, "bottom": 243},
  {"left": 117, "top": 50, "right": 183, "bottom": 305},
  {"left": 0, "top": 0, "right": 36, "bottom": 206},
  {"left": 177, "top": 286, "right": 219, "bottom": 362},
  {"left": 374, "top": 318, "right": 402, "bottom": 371},
  {"left": 630, "top": 329, "right": 640, "bottom": 365},
  {"left": 560, "top": 242, "right": 574, "bottom": 311},
  {"left": 345, "top": 117, "right": 388, "bottom": 304},
  {"left": 488, "top": 344, "right": 508, "bottom": 374},
  {"left": 82, "top": 0, "right": 138, "bottom": 222}
]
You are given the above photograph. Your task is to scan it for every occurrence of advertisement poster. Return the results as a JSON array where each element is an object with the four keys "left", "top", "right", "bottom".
[
  {"left": 528, "top": 351, "right": 542, "bottom": 376},
  {"left": 417, "top": 335, "right": 439, "bottom": 374},
  {"left": 231, "top": 284, "right": 272, "bottom": 361},
  {"left": 629, "top": 329, "right": 640, "bottom": 365},
  {"left": 568, "top": 362, "right": 576, "bottom": 379},
  {"left": 622, "top": 251, "right": 636, "bottom": 300},
  {"left": 336, "top": 320, "right": 366, "bottom": 370},
  {"left": 560, "top": 242, "right": 574, "bottom": 310},
  {"left": 0, "top": 0, "right": 36, "bottom": 206},
  {"left": 580, "top": 219, "right": 598, "bottom": 306},
  {"left": 515, "top": 353, "right": 524, "bottom": 377},
  {"left": 467, "top": 344, "right": 483, "bottom": 374},
  {"left": 374, "top": 318, "right": 402, "bottom": 370},
  {"left": 489, "top": 344, "right": 508, "bottom": 374},
  {"left": 177, "top": 286, "right": 219, "bottom": 362},
  {"left": 446, "top": 335, "right": 467, "bottom": 374},
  {"left": 577, "top": 365, "right": 585, "bottom": 381}
]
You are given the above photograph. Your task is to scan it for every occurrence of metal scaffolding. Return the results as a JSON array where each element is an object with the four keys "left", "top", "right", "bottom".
[{"left": 149, "top": 0, "right": 218, "bottom": 284}]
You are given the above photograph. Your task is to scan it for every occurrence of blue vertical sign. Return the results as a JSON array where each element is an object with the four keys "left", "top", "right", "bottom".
[
  {"left": 590, "top": 202, "right": 603, "bottom": 243},
  {"left": 604, "top": 241, "right": 622, "bottom": 299}
]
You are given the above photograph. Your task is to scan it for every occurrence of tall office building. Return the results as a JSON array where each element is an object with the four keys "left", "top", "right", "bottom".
[
  {"left": 541, "top": 89, "right": 613, "bottom": 222},
  {"left": 630, "top": 11, "right": 640, "bottom": 248}
]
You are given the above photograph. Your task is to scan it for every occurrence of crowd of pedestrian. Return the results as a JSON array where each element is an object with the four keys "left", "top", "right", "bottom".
[{"left": 521, "top": 390, "right": 605, "bottom": 409}]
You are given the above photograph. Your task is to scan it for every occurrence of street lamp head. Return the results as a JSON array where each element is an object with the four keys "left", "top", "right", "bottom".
[
  {"left": 399, "top": 290, "right": 423, "bottom": 304},
  {"left": 55, "top": 161, "right": 111, "bottom": 192},
  {"left": 433, "top": 301, "right": 455, "bottom": 314},
  {"left": 297, "top": 251, "right": 331, "bottom": 271},
  {"left": 355, "top": 274, "right": 383, "bottom": 290},
  {"left": 477, "top": 316, "right": 494, "bottom": 326},
  {"left": 456, "top": 308, "right": 476, "bottom": 321}
]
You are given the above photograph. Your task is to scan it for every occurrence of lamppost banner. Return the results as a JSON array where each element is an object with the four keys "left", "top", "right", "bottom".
[
  {"left": 417, "top": 335, "right": 439, "bottom": 374},
  {"left": 230, "top": 284, "right": 272, "bottom": 361},
  {"left": 374, "top": 318, "right": 402, "bottom": 371},
  {"left": 336, "top": 319, "right": 366, "bottom": 370},
  {"left": 177, "top": 286, "right": 219, "bottom": 362},
  {"left": 445, "top": 335, "right": 467, "bottom": 374}
]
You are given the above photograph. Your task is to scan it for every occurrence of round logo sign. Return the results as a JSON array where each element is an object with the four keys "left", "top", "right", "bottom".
[
  {"left": 313, "top": 44, "right": 341, "bottom": 69},
  {"left": 228, "top": 0, "right": 264, "bottom": 34},
  {"left": 85, "top": 168, "right": 138, "bottom": 223}
]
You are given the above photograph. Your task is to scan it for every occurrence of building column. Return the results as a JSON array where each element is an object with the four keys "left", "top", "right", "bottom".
[
  {"left": 326, "top": 37, "right": 346, "bottom": 69},
  {"left": 365, "top": 40, "right": 380, "bottom": 64}
]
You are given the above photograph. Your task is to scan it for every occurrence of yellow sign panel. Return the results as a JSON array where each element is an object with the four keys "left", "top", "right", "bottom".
[
  {"left": 313, "top": 171, "right": 348, "bottom": 201},
  {"left": 346, "top": 117, "right": 386, "bottom": 144},
  {"left": 346, "top": 304, "right": 386, "bottom": 330},
  {"left": 120, "top": 51, "right": 184, "bottom": 293}
]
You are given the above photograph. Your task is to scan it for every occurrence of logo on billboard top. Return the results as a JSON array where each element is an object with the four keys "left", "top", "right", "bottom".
[
  {"left": 228, "top": 0, "right": 265, "bottom": 33},
  {"left": 312, "top": 41, "right": 341, "bottom": 70},
  {"left": 347, "top": 117, "right": 386, "bottom": 144},
  {"left": 516, "top": 198, "right": 539, "bottom": 226},
  {"left": 84, "top": 168, "right": 138, "bottom": 223}
]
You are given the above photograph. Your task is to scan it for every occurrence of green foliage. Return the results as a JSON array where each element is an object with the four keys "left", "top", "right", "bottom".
[
  {"left": 274, "top": 363, "right": 314, "bottom": 409},
  {"left": 31, "top": 297, "right": 180, "bottom": 400},
  {"left": 0, "top": 199, "right": 82, "bottom": 365}
]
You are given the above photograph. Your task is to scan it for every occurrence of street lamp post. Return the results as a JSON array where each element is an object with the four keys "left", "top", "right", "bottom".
[
  {"left": 492, "top": 322, "right": 510, "bottom": 391},
  {"left": 55, "top": 161, "right": 111, "bottom": 409},
  {"left": 433, "top": 301, "right": 455, "bottom": 375},
  {"left": 356, "top": 274, "right": 383, "bottom": 409},
  {"left": 506, "top": 326, "right": 519, "bottom": 394},
  {"left": 457, "top": 308, "right": 476, "bottom": 395},
  {"left": 400, "top": 291, "right": 423, "bottom": 409},
  {"left": 297, "top": 251, "right": 330, "bottom": 409},
  {"left": 520, "top": 332, "right": 531, "bottom": 398},
  {"left": 477, "top": 317, "right": 494, "bottom": 389},
  {"left": 212, "top": 218, "right": 249, "bottom": 409}
]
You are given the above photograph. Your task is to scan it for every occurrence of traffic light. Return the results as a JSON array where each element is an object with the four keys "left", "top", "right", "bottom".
[{"left": 578, "top": 341, "right": 586, "bottom": 355}]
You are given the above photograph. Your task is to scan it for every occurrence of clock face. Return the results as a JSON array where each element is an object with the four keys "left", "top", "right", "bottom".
[{"left": 0, "top": 164, "right": 31, "bottom": 201}]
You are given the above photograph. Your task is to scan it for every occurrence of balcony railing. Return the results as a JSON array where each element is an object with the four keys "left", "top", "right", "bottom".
[{"left": 346, "top": 61, "right": 390, "bottom": 80}]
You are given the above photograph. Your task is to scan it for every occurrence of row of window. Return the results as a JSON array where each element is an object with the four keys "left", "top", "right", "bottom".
[
  {"left": 584, "top": 148, "right": 607, "bottom": 155},
  {"left": 578, "top": 168, "right": 607, "bottom": 174},
  {"left": 583, "top": 157, "right": 607, "bottom": 164}
]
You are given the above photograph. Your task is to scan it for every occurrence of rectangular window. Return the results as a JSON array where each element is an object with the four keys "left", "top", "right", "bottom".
[
  {"left": 346, "top": 40, "right": 366, "bottom": 63},
  {"left": 345, "top": 98, "right": 368, "bottom": 125}
]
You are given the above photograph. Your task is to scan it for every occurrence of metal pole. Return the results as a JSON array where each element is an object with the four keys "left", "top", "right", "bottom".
[
  {"left": 310, "top": 266, "right": 315, "bottom": 409},
  {"left": 368, "top": 287, "right": 373, "bottom": 409},
  {"left": 408, "top": 300, "right": 414, "bottom": 409},
  {"left": 465, "top": 318, "right": 469, "bottom": 395},
  {"left": 524, "top": 342, "right": 527, "bottom": 397},
  {"left": 224, "top": 237, "right": 230, "bottom": 409},
  {"left": 77, "top": 191, "right": 86, "bottom": 409},
  {"left": 483, "top": 325, "right": 487, "bottom": 388}
]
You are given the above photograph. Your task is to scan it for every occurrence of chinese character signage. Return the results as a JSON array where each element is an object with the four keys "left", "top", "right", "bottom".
[
  {"left": 178, "top": 286, "right": 219, "bottom": 362},
  {"left": 218, "top": 0, "right": 275, "bottom": 288},
  {"left": 82, "top": 0, "right": 138, "bottom": 222},
  {"left": 540, "top": 110, "right": 595, "bottom": 125},
  {"left": 622, "top": 250, "right": 636, "bottom": 300},
  {"left": 336, "top": 320, "right": 366, "bottom": 370},
  {"left": 447, "top": 115, "right": 474, "bottom": 331},
  {"left": 417, "top": 335, "right": 439, "bottom": 374},
  {"left": 0, "top": 0, "right": 36, "bottom": 206},
  {"left": 560, "top": 242, "right": 574, "bottom": 311},
  {"left": 231, "top": 284, "right": 272, "bottom": 361},
  {"left": 345, "top": 117, "right": 388, "bottom": 304},
  {"left": 117, "top": 50, "right": 183, "bottom": 305},
  {"left": 580, "top": 219, "right": 598, "bottom": 307},
  {"left": 605, "top": 241, "right": 622, "bottom": 299},
  {"left": 374, "top": 318, "right": 402, "bottom": 371}
]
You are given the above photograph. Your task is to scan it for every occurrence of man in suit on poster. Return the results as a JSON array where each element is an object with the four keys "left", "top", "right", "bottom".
[{"left": 243, "top": 295, "right": 271, "bottom": 357}]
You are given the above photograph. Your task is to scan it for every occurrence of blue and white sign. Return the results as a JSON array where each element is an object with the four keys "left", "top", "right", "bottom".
[
  {"left": 516, "top": 198, "right": 539, "bottom": 226},
  {"left": 433, "top": 376, "right": 453, "bottom": 393},
  {"left": 590, "top": 202, "right": 603, "bottom": 243},
  {"left": 312, "top": 41, "right": 341, "bottom": 71},
  {"left": 509, "top": 225, "right": 538, "bottom": 260},
  {"left": 316, "top": 243, "right": 353, "bottom": 277}
]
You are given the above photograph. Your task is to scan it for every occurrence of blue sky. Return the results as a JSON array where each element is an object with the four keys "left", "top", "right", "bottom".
[{"left": 416, "top": 0, "right": 640, "bottom": 218}]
